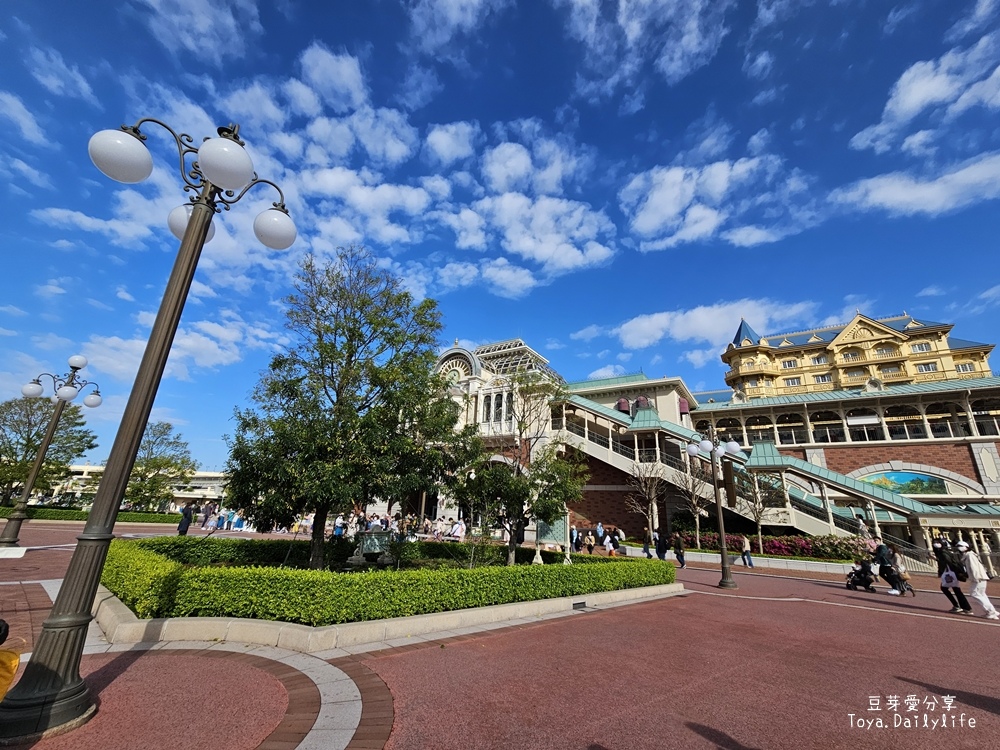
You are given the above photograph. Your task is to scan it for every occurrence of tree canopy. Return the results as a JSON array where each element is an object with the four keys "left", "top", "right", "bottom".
[
  {"left": 225, "top": 246, "right": 476, "bottom": 569},
  {"left": 121, "top": 421, "right": 198, "bottom": 512},
  {"left": 0, "top": 397, "right": 97, "bottom": 506}
]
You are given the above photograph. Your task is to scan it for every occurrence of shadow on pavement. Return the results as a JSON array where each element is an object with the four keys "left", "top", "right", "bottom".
[
  {"left": 685, "top": 722, "right": 763, "bottom": 750},
  {"left": 897, "top": 677, "right": 1000, "bottom": 718},
  {"left": 85, "top": 649, "right": 147, "bottom": 701}
]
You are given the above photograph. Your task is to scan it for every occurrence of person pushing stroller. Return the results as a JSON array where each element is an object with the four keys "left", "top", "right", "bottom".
[{"left": 846, "top": 559, "right": 877, "bottom": 592}]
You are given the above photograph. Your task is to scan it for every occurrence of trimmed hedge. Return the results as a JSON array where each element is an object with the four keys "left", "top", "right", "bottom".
[
  {"left": 0, "top": 507, "right": 182, "bottom": 524},
  {"left": 102, "top": 537, "right": 675, "bottom": 626}
]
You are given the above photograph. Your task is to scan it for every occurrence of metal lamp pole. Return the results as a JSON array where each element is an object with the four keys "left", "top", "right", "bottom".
[
  {"left": 687, "top": 428, "right": 744, "bottom": 590},
  {"left": 0, "top": 119, "right": 296, "bottom": 742},
  {"left": 0, "top": 358, "right": 102, "bottom": 548}
]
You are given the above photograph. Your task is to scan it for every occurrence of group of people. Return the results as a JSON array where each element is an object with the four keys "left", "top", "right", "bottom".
[
  {"left": 932, "top": 536, "right": 998, "bottom": 619},
  {"left": 176, "top": 501, "right": 247, "bottom": 536}
]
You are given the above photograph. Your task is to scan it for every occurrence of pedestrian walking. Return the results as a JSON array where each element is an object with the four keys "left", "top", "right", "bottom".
[
  {"left": 655, "top": 527, "right": 668, "bottom": 561},
  {"left": 584, "top": 531, "right": 595, "bottom": 555},
  {"left": 741, "top": 535, "right": 755, "bottom": 568},
  {"left": 177, "top": 501, "right": 194, "bottom": 536},
  {"left": 672, "top": 533, "right": 686, "bottom": 569},
  {"left": 642, "top": 526, "right": 653, "bottom": 559},
  {"left": 604, "top": 532, "right": 616, "bottom": 557},
  {"left": 873, "top": 538, "right": 902, "bottom": 595},
  {"left": 596, "top": 522, "right": 604, "bottom": 544},
  {"left": 957, "top": 540, "right": 999, "bottom": 619},
  {"left": 888, "top": 544, "right": 915, "bottom": 596},
  {"left": 932, "top": 539, "right": 972, "bottom": 614}
]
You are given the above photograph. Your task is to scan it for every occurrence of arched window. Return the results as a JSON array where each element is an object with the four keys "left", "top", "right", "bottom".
[
  {"left": 716, "top": 418, "right": 744, "bottom": 446},
  {"left": 635, "top": 395, "right": 651, "bottom": 409},
  {"left": 745, "top": 415, "right": 775, "bottom": 444},
  {"left": 695, "top": 419, "right": 710, "bottom": 434},
  {"left": 615, "top": 397, "right": 630, "bottom": 414},
  {"left": 971, "top": 398, "right": 1000, "bottom": 436},
  {"left": 846, "top": 407, "right": 884, "bottom": 441},
  {"left": 810, "top": 410, "right": 845, "bottom": 443},
  {"left": 505, "top": 392, "right": 514, "bottom": 421},
  {"left": 884, "top": 404, "right": 925, "bottom": 440},
  {"left": 926, "top": 402, "right": 972, "bottom": 438},
  {"left": 482, "top": 394, "right": 492, "bottom": 423},
  {"left": 776, "top": 413, "right": 807, "bottom": 445},
  {"left": 494, "top": 393, "right": 503, "bottom": 422}
]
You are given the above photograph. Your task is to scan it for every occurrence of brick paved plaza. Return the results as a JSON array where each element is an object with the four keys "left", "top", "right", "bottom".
[{"left": 1, "top": 522, "right": 997, "bottom": 750}]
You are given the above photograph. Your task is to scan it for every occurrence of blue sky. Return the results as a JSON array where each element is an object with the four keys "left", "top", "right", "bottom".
[{"left": 3, "top": 0, "right": 1000, "bottom": 470}]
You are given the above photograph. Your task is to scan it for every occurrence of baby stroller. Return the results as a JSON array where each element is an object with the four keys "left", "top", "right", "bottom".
[{"left": 846, "top": 560, "right": 877, "bottom": 592}]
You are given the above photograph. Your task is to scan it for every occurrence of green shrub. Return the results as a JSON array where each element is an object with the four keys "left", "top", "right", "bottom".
[
  {"left": 134, "top": 536, "right": 355, "bottom": 569},
  {"left": 101, "top": 539, "right": 185, "bottom": 618},
  {"left": 0, "top": 507, "right": 182, "bottom": 523},
  {"left": 101, "top": 539, "right": 675, "bottom": 626}
]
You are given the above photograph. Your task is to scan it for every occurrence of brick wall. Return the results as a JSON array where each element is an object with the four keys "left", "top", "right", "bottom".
[
  {"left": 804, "top": 443, "right": 981, "bottom": 483},
  {"left": 569, "top": 456, "right": 646, "bottom": 539}
]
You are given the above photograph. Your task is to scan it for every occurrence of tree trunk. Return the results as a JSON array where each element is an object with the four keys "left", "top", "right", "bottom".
[
  {"left": 695, "top": 514, "right": 701, "bottom": 548},
  {"left": 757, "top": 525, "right": 763, "bottom": 555},
  {"left": 309, "top": 507, "right": 329, "bottom": 569}
]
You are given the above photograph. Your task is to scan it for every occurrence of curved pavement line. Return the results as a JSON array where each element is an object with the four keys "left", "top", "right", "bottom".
[
  {"left": 84, "top": 641, "right": 363, "bottom": 750},
  {"left": 687, "top": 588, "right": 1000, "bottom": 625}
]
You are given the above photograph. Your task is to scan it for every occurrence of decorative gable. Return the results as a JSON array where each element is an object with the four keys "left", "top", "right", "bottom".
[
  {"left": 829, "top": 314, "right": 905, "bottom": 348},
  {"left": 905, "top": 319, "right": 924, "bottom": 329}
]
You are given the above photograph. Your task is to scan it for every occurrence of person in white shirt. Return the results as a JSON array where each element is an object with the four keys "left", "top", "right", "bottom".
[
  {"left": 604, "top": 532, "right": 616, "bottom": 556},
  {"left": 957, "top": 540, "right": 999, "bottom": 619}
]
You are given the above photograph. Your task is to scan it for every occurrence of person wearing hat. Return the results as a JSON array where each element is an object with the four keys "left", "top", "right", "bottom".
[
  {"left": 956, "top": 540, "right": 999, "bottom": 620},
  {"left": 932, "top": 538, "right": 972, "bottom": 614}
]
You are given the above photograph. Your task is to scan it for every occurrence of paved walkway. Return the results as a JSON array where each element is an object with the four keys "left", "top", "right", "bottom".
[{"left": 2, "top": 521, "right": 998, "bottom": 749}]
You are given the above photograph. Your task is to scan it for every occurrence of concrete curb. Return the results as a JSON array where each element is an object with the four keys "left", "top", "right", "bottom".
[
  {"left": 92, "top": 582, "right": 686, "bottom": 654},
  {"left": 619, "top": 544, "right": 855, "bottom": 574}
]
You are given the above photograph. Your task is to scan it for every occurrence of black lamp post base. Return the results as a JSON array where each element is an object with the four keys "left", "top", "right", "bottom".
[
  {"left": 0, "top": 682, "right": 95, "bottom": 744},
  {"left": 718, "top": 577, "right": 739, "bottom": 590}
]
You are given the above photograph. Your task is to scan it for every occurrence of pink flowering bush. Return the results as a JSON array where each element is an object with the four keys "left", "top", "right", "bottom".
[{"left": 677, "top": 532, "right": 866, "bottom": 561}]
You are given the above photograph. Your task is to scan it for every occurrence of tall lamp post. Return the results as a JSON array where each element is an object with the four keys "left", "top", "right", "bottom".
[
  {"left": 0, "top": 119, "right": 296, "bottom": 741},
  {"left": 0, "top": 356, "right": 102, "bottom": 547},
  {"left": 686, "top": 429, "right": 744, "bottom": 590}
]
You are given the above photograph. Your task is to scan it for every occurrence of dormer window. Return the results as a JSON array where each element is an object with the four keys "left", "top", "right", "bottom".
[{"left": 781, "top": 359, "right": 798, "bottom": 369}]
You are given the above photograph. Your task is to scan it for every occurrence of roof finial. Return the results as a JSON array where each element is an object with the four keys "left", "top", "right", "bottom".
[{"left": 454, "top": 338, "right": 458, "bottom": 346}]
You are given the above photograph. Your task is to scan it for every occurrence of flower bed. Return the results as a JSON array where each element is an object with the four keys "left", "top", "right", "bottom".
[
  {"left": 673, "top": 532, "right": 867, "bottom": 561},
  {"left": 101, "top": 537, "right": 675, "bottom": 626}
]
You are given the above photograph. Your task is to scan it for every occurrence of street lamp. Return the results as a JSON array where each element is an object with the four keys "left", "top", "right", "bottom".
[
  {"left": 0, "top": 356, "right": 102, "bottom": 547},
  {"left": 686, "top": 429, "right": 743, "bottom": 590},
  {"left": 0, "top": 118, "right": 296, "bottom": 741}
]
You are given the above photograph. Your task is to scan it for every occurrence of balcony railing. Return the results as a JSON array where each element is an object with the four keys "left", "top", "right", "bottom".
[{"left": 840, "top": 353, "right": 866, "bottom": 363}]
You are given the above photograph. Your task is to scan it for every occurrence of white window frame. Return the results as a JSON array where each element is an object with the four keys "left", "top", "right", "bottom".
[
  {"left": 781, "top": 359, "right": 798, "bottom": 369},
  {"left": 916, "top": 362, "right": 938, "bottom": 373},
  {"left": 814, "top": 374, "right": 832, "bottom": 384},
  {"left": 811, "top": 355, "right": 828, "bottom": 365},
  {"left": 784, "top": 377, "right": 801, "bottom": 386},
  {"left": 956, "top": 363, "right": 975, "bottom": 373},
  {"left": 911, "top": 342, "right": 931, "bottom": 353}
]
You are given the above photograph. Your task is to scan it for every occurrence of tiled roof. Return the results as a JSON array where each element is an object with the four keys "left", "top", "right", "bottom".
[
  {"left": 692, "top": 376, "right": 1000, "bottom": 412},
  {"left": 731, "top": 319, "right": 761, "bottom": 346},
  {"left": 732, "top": 314, "right": 950, "bottom": 349},
  {"left": 565, "top": 373, "right": 649, "bottom": 390},
  {"left": 946, "top": 337, "right": 992, "bottom": 351}
]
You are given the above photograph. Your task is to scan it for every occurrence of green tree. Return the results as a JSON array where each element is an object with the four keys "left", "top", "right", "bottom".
[
  {"left": 225, "top": 246, "right": 469, "bottom": 569},
  {"left": 452, "top": 371, "right": 589, "bottom": 566},
  {"left": 675, "top": 459, "right": 713, "bottom": 548},
  {"left": 0, "top": 397, "right": 97, "bottom": 506},
  {"left": 122, "top": 421, "right": 198, "bottom": 512}
]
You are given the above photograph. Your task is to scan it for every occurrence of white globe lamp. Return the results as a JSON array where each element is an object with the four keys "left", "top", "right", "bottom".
[
  {"left": 88, "top": 130, "right": 153, "bottom": 184},
  {"left": 197, "top": 137, "right": 254, "bottom": 190}
]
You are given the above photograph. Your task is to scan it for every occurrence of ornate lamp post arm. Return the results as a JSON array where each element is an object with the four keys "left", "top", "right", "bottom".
[
  {"left": 0, "top": 360, "right": 101, "bottom": 547},
  {"left": 0, "top": 119, "right": 296, "bottom": 741}
]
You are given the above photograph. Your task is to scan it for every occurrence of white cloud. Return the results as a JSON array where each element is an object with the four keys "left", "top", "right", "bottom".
[
  {"left": 396, "top": 65, "right": 443, "bottom": 110},
  {"left": 221, "top": 81, "right": 287, "bottom": 130},
  {"left": 917, "top": 285, "right": 946, "bottom": 297},
  {"left": 438, "top": 207, "right": 487, "bottom": 249},
  {"left": 116, "top": 286, "right": 135, "bottom": 302},
  {"left": 474, "top": 192, "right": 615, "bottom": 275},
  {"left": 900, "top": 129, "right": 937, "bottom": 156},
  {"left": 884, "top": 3, "right": 919, "bottom": 36},
  {"left": 850, "top": 31, "right": 1000, "bottom": 154},
  {"left": 482, "top": 143, "right": 533, "bottom": 193},
  {"left": 545, "top": 338, "right": 566, "bottom": 350},
  {"left": 0, "top": 156, "right": 52, "bottom": 189},
  {"left": 0, "top": 328, "right": 15, "bottom": 337},
  {"left": 299, "top": 43, "right": 369, "bottom": 113},
  {"left": 946, "top": 0, "right": 999, "bottom": 42},
  {"left": 0, "top": 305, "right": 27, "bottom": 316},
  {"left": 619, "top": 153, "right": 817, "bottom": 250},
  {"left": 131, "top": 0, "right": 262, "bottom": 63},
  {"left": 32, "top": 332, "right": 73, "bottom": 351},
  {"left": 27, "top": 46, "right": 98, "bottom": 104},
  {"left": 830, "top": 151, "right": 1000, "bottom": 216},
  {"left": 408, "top": 0, "right": 513, "bottom": 54},
  {"left": 35, "top": 279, "right": 69, "bottom": 298},
  {"left": 612, "top": 299, "right": 818, "bottom": 350},
  {"left": 350, "top": 108, "right": 419, "bottom": 166},
  {"left": 479, "top": 257, "right": 537, "bottom": 298},
  {"left": 0, "top": 91, "right": 45, "bottom": 144},
  {"left": 588, "top": 364, "right": 625, "bottom": 379},
  {"left": 570, "top": 324, "right": 604, "bottom": 341},
  {"left": 744, "top": 50, "right": 774, "bottom": 79},
  {"left": 283, "top": 79, "right": 323, "bottom": 117},
  {"left": 556, "top": 0, "right": 736, "bottom": 103},
  {"left": 681, "top": 348, "right": 720, "bottom": 368},
  {"left": 437, "top": 261, "right": 480, "bottom": 290},
  {"left": 426, "top": 121, "right": 479, "bottom": 166}
]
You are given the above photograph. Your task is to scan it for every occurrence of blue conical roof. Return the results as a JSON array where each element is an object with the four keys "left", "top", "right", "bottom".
[{"left": 732, "top": 319, "right": 761, "bottom": 347}]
